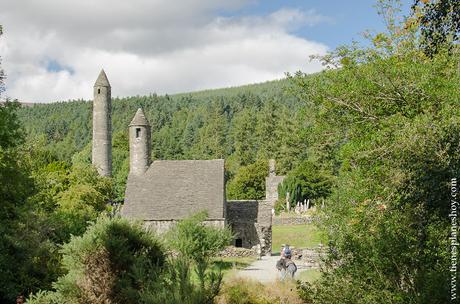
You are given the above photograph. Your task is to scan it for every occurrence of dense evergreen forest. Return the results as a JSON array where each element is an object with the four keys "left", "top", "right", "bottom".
[{"left": 17, "top": 79, "right": 311, "bottom": 202}]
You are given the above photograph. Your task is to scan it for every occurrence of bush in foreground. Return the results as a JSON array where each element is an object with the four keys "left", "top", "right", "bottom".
[
  {"left": 27, "top": 216, "right": 165, "bottom": 304},
  {"left": 27, "top": 213, "right": 233, "bottom": 304},
  {"left": 162, "top": 212, "right": 233, "bottom": 304}
]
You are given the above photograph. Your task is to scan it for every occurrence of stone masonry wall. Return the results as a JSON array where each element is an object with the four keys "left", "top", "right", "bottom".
[
  {"left": 265, "top": 176, "right": 285, "bottom": 201},
  {"left": 256, "top": 199, "right": 273, "bottom": 255},
  {"left": 272, "top": 216, "right": 315, "bottom": 226},
  {"left": 144, "top": 218, "right": 226, "bottom": 234},
  {"left": 226, "top": 200, "right": 273, "bottom": 255},
  {"left": 226, "top": 200, "right": 259, "bottom": 249}
]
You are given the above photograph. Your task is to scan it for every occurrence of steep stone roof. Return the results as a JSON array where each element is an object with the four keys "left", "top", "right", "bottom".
[
  {"left": 129, "top": 108, "right": 150, "bottom": 126},
  {"left": 94, "top": 69, "right": 111, "bottom": 87},
  {"left": 122, "top": 159, "right": 225, "bottom": 220}
]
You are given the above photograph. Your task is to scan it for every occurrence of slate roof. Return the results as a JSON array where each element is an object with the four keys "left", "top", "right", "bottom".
[
  {"left": 122, "top": 159, "right": 225, "bottom": 220},
  {"left": 130, "top": 108, "right": 150, "bottom": 126},
  {"left": 94, "top": 69, "right": 111, "bottom": 87}
]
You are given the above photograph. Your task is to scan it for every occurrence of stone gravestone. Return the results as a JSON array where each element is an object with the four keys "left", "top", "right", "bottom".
[{"left": 286, "top": 192, "right": 290, "bottom": 212}]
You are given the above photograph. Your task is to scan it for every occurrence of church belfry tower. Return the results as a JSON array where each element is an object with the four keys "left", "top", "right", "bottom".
[
  {"left": 92, "top": 69, "right": 112, "bottom": 177},
  {"left": 129, "top": 108, "right": 151, "bottom": 176}
]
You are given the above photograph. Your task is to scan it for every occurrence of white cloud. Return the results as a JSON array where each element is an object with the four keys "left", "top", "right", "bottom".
[{"left": 0, "top": 0, "right": 328, "bottom": 103}]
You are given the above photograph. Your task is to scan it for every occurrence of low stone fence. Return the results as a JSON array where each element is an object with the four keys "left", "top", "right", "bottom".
[
  {"left": 292, "top": 246, "right": 326, "bottom": 269},
  {"left": 272, "top": 216, "right": 316, "bottom": 226},
  {"left": 216, "top": 246, "right": 258, "bottom": 258}
]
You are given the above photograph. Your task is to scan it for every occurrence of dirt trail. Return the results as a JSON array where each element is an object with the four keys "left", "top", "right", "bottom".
[{"left": 234, "top": 256, "right": 307, "bottom": 283}]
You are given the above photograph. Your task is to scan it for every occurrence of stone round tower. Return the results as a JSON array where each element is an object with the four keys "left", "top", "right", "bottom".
[
  {"left": 129, "top": 108, "right": 151, "bottom": 176},
  {"left": 92, "top": 69, "right": 112, "bottom": 177}
]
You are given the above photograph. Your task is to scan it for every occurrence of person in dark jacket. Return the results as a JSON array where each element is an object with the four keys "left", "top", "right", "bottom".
[
  {"left": 276, "top": 247, "right": 297, "bottom": 280},
  {"left": 284, "top": 250, "right": 297, "bottom": 279}
]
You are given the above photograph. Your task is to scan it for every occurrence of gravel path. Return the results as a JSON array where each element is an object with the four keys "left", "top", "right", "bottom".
[{"left": 235, "top": 256, "right": 306, "bottom": 283}]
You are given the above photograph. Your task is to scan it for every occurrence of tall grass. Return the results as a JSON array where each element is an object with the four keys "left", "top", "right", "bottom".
[{"left": 216, "top": 278, "right": 304, "bottom": 304}]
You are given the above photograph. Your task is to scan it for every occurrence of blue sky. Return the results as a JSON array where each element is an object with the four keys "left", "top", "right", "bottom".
[
  {"left": 224, "top": 0, "right": 414, "bottom": 47},
  {"left": 1, "top": 0, "right": 414, "bottom": 102}
]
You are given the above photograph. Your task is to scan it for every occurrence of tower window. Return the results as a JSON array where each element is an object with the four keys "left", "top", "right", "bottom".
[
  {"left": 235, "top": 239, "right": 243, "bottom": 248},
  {"left": 98, "top": 88, "right": 101, "bottom": 94},
  {"left": 136, "top": 128, "right": 141, "bottom": 138}
]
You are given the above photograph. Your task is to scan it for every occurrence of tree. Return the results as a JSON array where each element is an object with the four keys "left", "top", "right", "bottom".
[
  {"left": 293, "top": 2, "right": 460, "bottom": 302},
  {"left": 0, "top": 106, "right": 62, "bottom": 302},
  {"left": 274, "top": 107, "right": 309, "bottom": 174},
  {"left": 192, "top": 100, "right": 230, "bottom": 159},
  {"left": 255, "top": 100, "right": 279, "bottom": 159},
  {"left": 226, "top": 159, "right": 268, "bottom": 200},
  {"left": 0, "top": 26, "right": 60, "bottom": 302},
  {"left": 413, "top": 0, "right": 460, "bottom": 55},
  {"left": 0, "top": 25, "right": 4, "bottom": 97},
  {"left": 231, "top": 109, "right": 257, "bottom": 166},
  {"left": 278, "top": 161, "right": 332, "bottom": 208}
]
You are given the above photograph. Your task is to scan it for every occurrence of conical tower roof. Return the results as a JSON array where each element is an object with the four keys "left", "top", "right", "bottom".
[
  {"left": 94, "top": 69, "right": 111, "bottom": 87},
  {"left": 129, "top": 108, "right": 150, "bottom": 126}
]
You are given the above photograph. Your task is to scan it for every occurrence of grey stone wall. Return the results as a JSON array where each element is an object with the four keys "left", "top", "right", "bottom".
[
  {"left": 272, "top": 216, "right": 315, "bottom": 226},
  {"left": 265, "top": 175, "right": 285, "bottom": 201},
  {"left": 226, "top": 200, "right": 259, "bottom": 249},
  {"left": 216, "top": 246, "right": 257, "bottom": 258},
  {"left": 144, "top": 218, "right": 226, "bottom": 234},
  {"left": 256, "top": 199, "right": 273, "bottom": 255},
  {"left": 265, "top": 159, "right": 285, "bottom": 202},
  {"left": 226, "top": 200, "right": 273, "bottom": 255}
]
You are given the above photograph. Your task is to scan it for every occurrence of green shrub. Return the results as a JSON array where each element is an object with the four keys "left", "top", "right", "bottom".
[
  {"left": 157, "top": 212, "right": 233, "bottom": 304},
  {"left": 27, "top": 216, "right": 165, "bottom": 304},
  {"left": 167, "top": 211, "right": 233, "bottom": 263},
  {"left": 142, "top": 258, "right": 223, "bottom": 304},
  {"left": 28, "top": 213, "right": 233, "bottom": 304}
]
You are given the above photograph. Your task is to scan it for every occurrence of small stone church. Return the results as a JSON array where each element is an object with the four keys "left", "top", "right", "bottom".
[{"left": 91, "top": 70, "right": 285, "bottom": 255}]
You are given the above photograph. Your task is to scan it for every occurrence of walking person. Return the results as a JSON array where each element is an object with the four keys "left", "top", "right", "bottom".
[
  {"left": 284, "top": 249, "right": 297, "bottom": 279},
  {"left": 276, "top": 244, "right": 287, "bottom": 279},
  {"left": 276, "top": 245, "right": 297, "bottom": 281},
  {"left": 276, "top": 254, "right": 286, "bottom": 280}
]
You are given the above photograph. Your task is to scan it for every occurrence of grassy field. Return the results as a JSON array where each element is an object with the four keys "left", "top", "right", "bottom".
[
  {"left": 272, "top": 224, "right": 326, "bottom": 253},
  {"left": 212, "top": 256, "right": 257, "bottom": 280},
  {"left": 296, "top": 269, "right": 321, "bottom": 283}
]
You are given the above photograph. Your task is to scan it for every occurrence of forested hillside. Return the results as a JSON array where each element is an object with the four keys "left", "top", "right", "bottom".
[{"left": 17, "top": 78, "right": 311, "bottom": 201}]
